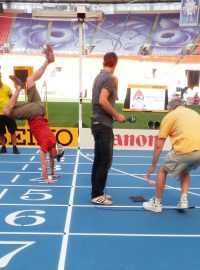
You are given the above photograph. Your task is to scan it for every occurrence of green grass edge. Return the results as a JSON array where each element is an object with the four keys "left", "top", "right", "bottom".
[{"left": 16, "top": 101, "right": 200, "bottom": 129}]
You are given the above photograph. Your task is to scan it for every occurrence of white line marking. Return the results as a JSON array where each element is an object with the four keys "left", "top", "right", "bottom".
[
  {"left": 11, "top": 174, "right": 20, "bottom": 183},
  {"left": 0, "top": 232, "right": 63, "bottom": 235},
  {"left": 1, "top": 232, "right": 199, "bottom": 237},
  {"left": 0, "top": 171, "right": 72, "bottom": 174},
  {"left": 21, "top": 164, "right": 29, "bottom": 171},
  {"left": 30, "top": 156, "right": 35, "bottom": 161},
  {"left": 28, "top": 177, "right": 43, "bottom": 181},
  {"left": 0, "top": 184, "right": 71, "bottom": 188},
  {"left": 0, "top": 169, "right": 200, "bottom": 177},
  {"left": 69, "top": 233, "right": 200, "bottom": 237},
  {"left": 0, "top": 203, "right": 69, "bottom": 207},
  {"left": 0, "top": 189, "right": 8, "bottom": 199},
  {"left": 73, "top": 204, "right": 200, "bottom": 209},
  {"left": 58, "top": 149, "right": 80, "bottom": 270},
  {"left": 0, "top": 203, "right": 198, "bottom": 209}
]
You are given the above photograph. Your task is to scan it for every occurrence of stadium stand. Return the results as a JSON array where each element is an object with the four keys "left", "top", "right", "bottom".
[
  {"left": 0, "top": 12, "right": 200, "bottom": 56},
  {"left": 0, "top": 13, "right": 13, "bottom": 47}
]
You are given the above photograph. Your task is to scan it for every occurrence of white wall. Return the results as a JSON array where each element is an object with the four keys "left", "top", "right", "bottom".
[
  {"left": 80, "top": 128, "right": 172, "bottom": 150},
  {"left": 1, "top": 53, "right": 200, "bottom": 102}
]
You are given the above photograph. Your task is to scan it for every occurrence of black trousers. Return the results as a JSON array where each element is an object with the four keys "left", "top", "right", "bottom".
[{"left": 91, "top": 122, "right": 114, "bottom": 198}]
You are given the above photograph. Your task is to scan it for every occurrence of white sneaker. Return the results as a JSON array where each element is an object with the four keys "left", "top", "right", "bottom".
[
  {"left": 92, "top": 195, "right": 112, "bottom": 205},
  {"left": 143, "top": 197, "right": 162, "bottom": 213},
  {"left": 104, "top": 194, "right": 112, "bottom": 200},
  {"left": 177, "top": 199, "right": 189, "bottom": 209}
]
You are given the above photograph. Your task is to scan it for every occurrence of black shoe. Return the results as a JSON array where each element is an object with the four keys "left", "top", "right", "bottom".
[
  {"left": 147, "top": 121, "right": 154, "bottom": 129},
  {"left": 0, "top": 146, "right": 7, "bottom": 153},
  {"left": 9, "top": 75, "right": 25, "bottom": 88},
  {"left": 13, "top": 146, "right": 20, "bottom": 154},
  {"left": 154, "top": 121, "right": 160, "bottom": 129}
]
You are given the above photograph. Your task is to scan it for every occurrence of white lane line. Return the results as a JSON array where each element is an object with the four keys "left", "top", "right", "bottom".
[
  {"left": 0, "top": 204, "right": 198, "bottom": 212},
  {"left": 0, "top": 184, "right": 71, "bottom": 188},
  {"left": 1, "top": 169, "right": 200, "bottom": 177},
  {"left": 58, "top": 148, "right": 80, "bottom": 270},
  {"left": 1, "top": 232, "right": 200, "bottom": 237},
  {"left": 0, "top": 171, "right": 72, "bottom": 174},
  {"left": 69, "top": 233, "right": 200, "bottom": 238},
  {"left": 0, "top": 203, "right": 69, "bottom": 207},
  {"left": 72, "top": 204, "right": 200, "bottom": 209},
  {"left": 0, "top": 232, "right": 64, "bottom": 235}
]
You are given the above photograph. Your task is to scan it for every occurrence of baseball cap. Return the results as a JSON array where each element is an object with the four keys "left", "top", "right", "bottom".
[{"left": 56, "top": 143, "right": 64, "bottom": 162}]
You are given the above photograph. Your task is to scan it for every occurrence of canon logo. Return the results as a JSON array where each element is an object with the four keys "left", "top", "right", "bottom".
[{"left": 114, "top": 134, "right": 159, "bottom": 147}]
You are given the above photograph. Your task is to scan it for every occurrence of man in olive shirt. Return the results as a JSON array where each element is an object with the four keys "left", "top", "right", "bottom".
[{"left": 4, "top": 45, "right": 64, "bottom": 184}]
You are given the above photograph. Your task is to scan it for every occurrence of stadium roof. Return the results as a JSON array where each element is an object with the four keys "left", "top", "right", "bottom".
[{"left": 0, "top": 0, "right": 181, "bottom": 3}]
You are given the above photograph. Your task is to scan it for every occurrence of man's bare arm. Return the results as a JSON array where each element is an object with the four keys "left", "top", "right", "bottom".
[
  {"left": 40, "top": 150, "right": 54, "bottom": 184},
  {"left": 147, "top": 138, "right": 166, "bottom": 178}
]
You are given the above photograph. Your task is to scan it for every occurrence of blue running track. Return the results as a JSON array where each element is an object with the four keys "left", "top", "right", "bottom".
[{"left": 0, "top": 147, "right": 200, "bottom": 270}]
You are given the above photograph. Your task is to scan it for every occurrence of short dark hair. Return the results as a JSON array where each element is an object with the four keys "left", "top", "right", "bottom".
[{"left": 103, "top": 52, "right": 118, "bottom": 68}]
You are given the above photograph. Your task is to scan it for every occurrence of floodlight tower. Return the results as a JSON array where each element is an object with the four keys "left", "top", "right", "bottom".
[{"left": 32, "top": 6, "right": 104, "bottom": 147}]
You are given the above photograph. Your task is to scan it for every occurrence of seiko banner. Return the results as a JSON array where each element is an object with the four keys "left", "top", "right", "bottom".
[{"left": 4, "top": 127, "right": 78, "bottom": 147}]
